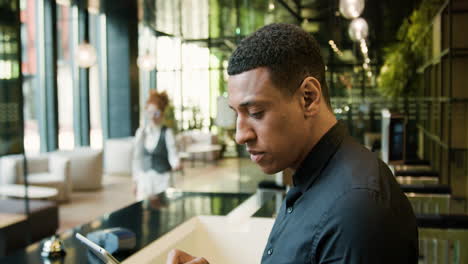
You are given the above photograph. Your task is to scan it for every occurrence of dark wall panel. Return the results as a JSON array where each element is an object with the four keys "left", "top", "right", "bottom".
[{"left": 105, "top": 0, "right": 139, "bottom": 138}]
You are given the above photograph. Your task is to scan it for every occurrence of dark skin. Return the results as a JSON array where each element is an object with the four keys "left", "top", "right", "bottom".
[
  {"left": 166, "top": 67, "right": 337, "bottom": 264},
  {"left": 166, "top": 249, "right": 209, "bottom": 264}
]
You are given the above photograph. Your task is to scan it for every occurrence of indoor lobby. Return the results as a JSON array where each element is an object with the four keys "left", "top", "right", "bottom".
[{"left": 1, "top": 0, "right": 468, "bottom": 263}]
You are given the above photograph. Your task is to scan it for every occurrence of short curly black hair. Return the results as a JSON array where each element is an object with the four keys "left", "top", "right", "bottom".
[{"left": 228, "top": 23, "right": 331, "bottom": 109}]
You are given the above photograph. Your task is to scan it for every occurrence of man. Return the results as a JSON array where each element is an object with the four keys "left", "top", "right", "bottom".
[{"left": 167, "top": 23, "right": 418, "bottom": 264}]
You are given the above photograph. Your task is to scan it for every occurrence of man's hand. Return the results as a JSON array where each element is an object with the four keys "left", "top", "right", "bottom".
[{"left": 166, "top": 249, "right": 209, "bottom": 264}]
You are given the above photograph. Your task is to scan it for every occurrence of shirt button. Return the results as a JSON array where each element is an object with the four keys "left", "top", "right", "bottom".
[
  {"left": 267, "top": 248, "right": 273, "bottom": 255},
  {"left": 287, "top": 207, "right": 293, "bottom": 214}
]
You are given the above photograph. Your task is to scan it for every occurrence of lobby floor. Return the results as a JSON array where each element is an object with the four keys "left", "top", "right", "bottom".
[{"left": 58, "top": 157, "right": 268, "bottom": 232}]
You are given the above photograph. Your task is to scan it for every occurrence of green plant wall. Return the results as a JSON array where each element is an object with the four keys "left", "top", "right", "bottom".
[{"left": 377, "top": 0, "right": 445, "bottom": 99}]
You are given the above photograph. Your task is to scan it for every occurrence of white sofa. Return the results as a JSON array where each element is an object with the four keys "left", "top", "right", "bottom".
[
  {"left": 1, "top": 154, "right": 71, "bottom": 202},
  {"left": 176, "top": 130, "right": 222, "bottom": 162},
  {"left": 54, "top": 147, "right": 103, "bottom": 191}
]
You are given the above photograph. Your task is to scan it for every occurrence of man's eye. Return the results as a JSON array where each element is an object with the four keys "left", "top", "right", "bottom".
[{"left": 249, "top": 111, "right": 264, "bottom": 119}]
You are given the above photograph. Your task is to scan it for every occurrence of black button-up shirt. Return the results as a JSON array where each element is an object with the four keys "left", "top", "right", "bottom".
[{"left": 261, "top": 122, "right": 418, "bottom": 264}]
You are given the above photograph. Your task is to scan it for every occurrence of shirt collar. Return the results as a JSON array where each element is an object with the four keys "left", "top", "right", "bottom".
[
  {"left": 292, "top": 121, "right": 347, "bottom": 193},
  {"left": 146, "top": 123, "right": 162, "bottom": 132}
]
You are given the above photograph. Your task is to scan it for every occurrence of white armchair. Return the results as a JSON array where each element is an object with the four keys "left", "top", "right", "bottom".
[
  {"left": 176, "top": 130, "right": 222, "bottom": 161},
  {"left": 1, "top": 154, "right": 71, "bottom": 202},
  {"left": 0, "top": 154, "right": 22, "bottom": 185},
  {"left": 54, "top": 147, "right": 103, "bottom": 191}
]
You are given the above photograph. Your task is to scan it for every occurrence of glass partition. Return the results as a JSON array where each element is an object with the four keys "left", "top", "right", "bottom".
[
  {"left": 20, "top": 0, "right": 39, "bottom": 154},
  {"left": 0, "top": 0, "right": 23, "bottom": 156}
]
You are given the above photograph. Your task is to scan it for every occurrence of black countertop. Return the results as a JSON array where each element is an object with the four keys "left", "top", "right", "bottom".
[
  {"left": 5, "top": 189, "right": 468, "bottom": 264},
  {"left": 1, "top": 191, "right": 251, "bottom": 264}
]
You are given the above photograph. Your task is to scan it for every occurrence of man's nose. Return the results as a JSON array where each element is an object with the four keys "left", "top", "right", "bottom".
[{"left": 235, "top": 117, "right": 256, "bottom": 144}]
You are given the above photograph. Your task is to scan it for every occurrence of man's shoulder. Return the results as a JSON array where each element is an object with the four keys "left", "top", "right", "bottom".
[
  {"left": 304, "top": 135, "right": 397, "bottom": 210},
  {"left": 322, "top": 188, "right": 389, "bottom": 224},
  {"left": 315, "top": 136, "right": 414, "bottom": 226},
  {"left": 312, "top": 187, "right": 418, "bottom": 262},
  {"left": 326, "top": 136, "right": 390, "bottom": 187},
  {"left": 336, "top": 136, "right": 381, "bottom": 165}
]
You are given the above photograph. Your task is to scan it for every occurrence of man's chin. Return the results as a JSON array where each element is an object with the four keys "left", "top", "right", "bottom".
[{"left": 259, "top": 165, "right": 283, "bottom": 175}]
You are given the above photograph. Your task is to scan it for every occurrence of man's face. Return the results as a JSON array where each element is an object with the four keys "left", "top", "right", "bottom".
[{"left": 228, "top": 67, "right": 308, "bottom": 174}]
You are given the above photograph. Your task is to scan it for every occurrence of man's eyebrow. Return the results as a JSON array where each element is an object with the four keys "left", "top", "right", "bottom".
[
  {"left": 229, "top": 100, "right": 268, "bottom": 110},
  {"left": 240, "top": 101, "right": 255, "bottom": 108},
  {"left": 240, "top": 100, "right": 267, "bottom": 108},
  {"left": 228, "top": 101, "right": 256, "bottom": 110}
]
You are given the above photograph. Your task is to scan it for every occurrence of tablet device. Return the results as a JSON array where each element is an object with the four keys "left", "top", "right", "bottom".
[{"left": 76, "top": 233, "right": 121, "bottom": 264}]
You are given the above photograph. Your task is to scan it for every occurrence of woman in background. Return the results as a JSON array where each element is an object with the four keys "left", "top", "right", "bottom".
[{"left": 132, "top": 90, "right": 180, "bottom": 200}]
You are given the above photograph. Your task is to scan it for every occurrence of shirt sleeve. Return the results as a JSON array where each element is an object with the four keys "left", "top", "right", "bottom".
[
  {"left": 165, "top": 128, "right": 180, "bottom": 169},
  {"left": 313, "top": 189, "right": 415, "bottom": 264},
  {"left": 132, "top": 127, "right": 145, "bottom": 181}
]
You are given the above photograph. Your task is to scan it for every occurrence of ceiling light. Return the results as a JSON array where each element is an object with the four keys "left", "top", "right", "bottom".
[
  {"left": 75, "top": 42, "right": 97, "bottom": 68},
  {"left": 339, "top": 0, "right": 365, "bottom": 19},
  {"left": 137, "top": 53, "right": 156, "bottom": 71},
  {"left": 348, "top": 18, "right": 368, "bottom": 42}
]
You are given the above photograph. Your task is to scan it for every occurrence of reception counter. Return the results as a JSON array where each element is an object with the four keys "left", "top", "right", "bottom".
[
  {"left": 3, "top": 188, "right": 468, "bottom": 264},
  {"left": 0, "top": 191, "right": 255, "bottom": 264}
]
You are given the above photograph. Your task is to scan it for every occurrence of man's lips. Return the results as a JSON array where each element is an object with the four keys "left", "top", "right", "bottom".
[{"left": 248, "top": 150, "right": 265, "bottom": 163}]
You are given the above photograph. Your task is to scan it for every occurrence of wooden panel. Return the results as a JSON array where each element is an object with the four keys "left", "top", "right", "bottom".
[
  {"left": 452, "top": 12, "right": 468, "bottom": 48},
  {"left": 441, "top": 56, "right": 450, "bottom": 97},
  {"left": 440, "top": 148, "right": 450, "bottom": 185},
  {"left": 441, "top": 103, "right": 449, "bottom": 144},
  {"left": 451, "top": 150, "right": 468, "bottom": 197},
  {"left": 453, "top": 0, "right": 468, "bottom": 9},
  {"left": 436, "top": 63, "right": 442, "bottom": 98},
  {"left": 433, "top": 13, "right": 442, "bottom": 58},
  {"left": 452, "top": 57, "right": 468, "bottom": 99},
  {"left": 450, "top": 102, "right": 468, "bottom": 149},
  {"left": 442, "top": 9, "right": 449, "bottom": 50}
]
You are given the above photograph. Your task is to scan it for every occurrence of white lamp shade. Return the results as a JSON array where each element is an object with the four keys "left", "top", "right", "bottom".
[
  {"left": 137, "top": 53, "right": 157, "bottom": 71},
  {"left": 348, "top": 18, "right": 368, "bottom": 42},
  {"left": 339, "top": 0, "right": 365, "bottom": 19},
  {"left": 75, "top": 43, "right": 97, "bottom": 68}
]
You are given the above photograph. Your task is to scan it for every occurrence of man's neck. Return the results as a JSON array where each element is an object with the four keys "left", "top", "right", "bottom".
[{"left": 291, "top": 113, "right": 337, "bottom": 171}]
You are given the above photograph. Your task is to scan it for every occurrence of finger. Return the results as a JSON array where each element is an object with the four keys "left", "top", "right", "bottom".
[
  {"left": 166, "top": 249, "right": 183, "bottom": 264},
  {"left": 166, "top": 249, "right": 195, "bottom": 264},
  {"left": 186, "top": 257, "right": 209, "bottom": 264}
]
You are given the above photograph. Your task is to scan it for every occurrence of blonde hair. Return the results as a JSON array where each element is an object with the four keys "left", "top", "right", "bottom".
[{"left": 146, "top": 90, "right": 169, "bottom": 112}]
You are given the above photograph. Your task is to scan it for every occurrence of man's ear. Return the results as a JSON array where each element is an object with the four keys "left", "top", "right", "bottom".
[{"left": 299, "top": 77, "right": 321, "bottom": 118}]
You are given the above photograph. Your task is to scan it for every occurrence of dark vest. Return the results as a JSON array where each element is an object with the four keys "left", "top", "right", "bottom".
[{"left": 142, "top": 126, "right": 172, "bottom": 173}]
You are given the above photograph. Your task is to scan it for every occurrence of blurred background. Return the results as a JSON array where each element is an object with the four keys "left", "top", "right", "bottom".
[{"left": 1, "top": 0, "right": 468, "bottom": 261}]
